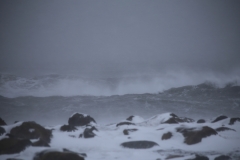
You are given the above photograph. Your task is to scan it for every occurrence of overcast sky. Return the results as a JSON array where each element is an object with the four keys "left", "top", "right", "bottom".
[{"left": 0, "top": 0, "right": 240, "bottom": 77}]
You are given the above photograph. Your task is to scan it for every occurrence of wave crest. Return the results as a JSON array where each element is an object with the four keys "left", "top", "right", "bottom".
[{"left": 0, "top": 72, "right": 239, "bottom": 98}]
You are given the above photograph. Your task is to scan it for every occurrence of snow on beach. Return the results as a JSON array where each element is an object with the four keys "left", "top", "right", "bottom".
[{"left": 0, "top": 112, "right": 240, "bottom": 160}]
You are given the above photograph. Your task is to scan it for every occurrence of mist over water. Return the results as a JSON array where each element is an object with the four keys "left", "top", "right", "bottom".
[{"left": 1, "top": 70, "right": 239, "bottom": 98}]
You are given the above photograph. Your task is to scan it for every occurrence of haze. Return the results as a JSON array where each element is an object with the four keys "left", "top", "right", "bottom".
[{"left": 0, "top": 0, "right": 240, "bottom": 81}]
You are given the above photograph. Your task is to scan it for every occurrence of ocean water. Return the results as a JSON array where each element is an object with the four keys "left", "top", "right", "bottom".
[{"left": 0, "top": 73, "right": 239, "bottom": 126}]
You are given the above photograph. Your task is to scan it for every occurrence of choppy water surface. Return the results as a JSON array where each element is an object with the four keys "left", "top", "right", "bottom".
[{"left": 0, "top": 74, "right": 239, "bottom": 126}]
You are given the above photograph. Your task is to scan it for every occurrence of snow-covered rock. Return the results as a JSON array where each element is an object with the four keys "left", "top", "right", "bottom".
[
  {"left": 0, "top": 112, "right": 240, "bottom": 160},
  {"left": 68, "top": 113, "right": 96, "bottom": 126}
]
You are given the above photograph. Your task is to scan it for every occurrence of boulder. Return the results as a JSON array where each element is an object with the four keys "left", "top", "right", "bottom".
[
  {"left": 142, "top": 113, "right": 194, "bottom": 126},
  {"left": 123, "top": 129, "right": 138, "bottom": 135},
  {"left": 126, "top": 115, "right": 144, "bottom": 123},
  {"left": 197, "top": 119, "right": 206, "bottom": 123},
  {"left": 60, "top": 125, "right": 78, "bottom": 132},
  {"left": 161, "top": 132, "right": 172, "bottom": 140},
  {"left": 32, "top": 139, "right": 50, "bottom": 147},
  {"left": 0, "top": 117, "right": 7, "bottom": 126},
  {"left": 214, "top": 155, "right": 232, "bottom": 160},
  {"left": 81, "top": 126, "right": 98, "bottom": 138},
  {"left": 0, "top": 138, "right": 32, "bottom": 155},
  {"left": 116, "top": 122, "right": 135, "bottom": 127},
  {"left": 176, "top": 126, "right": 217, "bottom": 145},
  {"left": 229, "top": 117, "right": 240, "bottom": 125},
  {"left": 10, "top": 121, "right": 52, "bottom": 144},
  {"left": 165, "top": 155, "right": 184, "bottom": 159},
  {"left": 126, "top": 115, "right": 135, "bottom": 121},
  {"left": 33, "top": 149, "right": 85, "bottom": 160},
  {"left": 188, "top": 154, "right": 209, "bottom": 160},
  {"left": 164, "top": 113, "right": 194, "bottom": 124},
  {"left": 121, "top": 140, "right": 159, "bottom": 149},
  {"left": 215, "top": 127, "right": 235, "bottom": 132},
  {"left": 0, "top": 126, "right": 6, "bottom": 135},
  {"left": 212, "top": 115, "right": 228, "bottom": 123},
  {"left": 68, "top": 113, "right": 96, "bottom": 126}
]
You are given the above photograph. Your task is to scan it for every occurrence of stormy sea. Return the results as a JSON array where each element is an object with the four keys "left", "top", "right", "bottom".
[{"left": 0, "top": 73, "right": 240, "bottom": 160}]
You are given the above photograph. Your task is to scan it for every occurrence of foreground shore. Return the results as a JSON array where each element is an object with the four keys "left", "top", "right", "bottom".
[{"left": 0, "top": 112, "right": 240, "bottom": 160}]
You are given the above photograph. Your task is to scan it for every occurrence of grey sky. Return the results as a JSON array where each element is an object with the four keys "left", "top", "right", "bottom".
[{"left": 0, "top": 0, "right": 240, "bottom": 77}]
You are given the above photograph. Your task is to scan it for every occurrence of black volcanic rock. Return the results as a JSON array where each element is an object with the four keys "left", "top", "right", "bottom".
[
  {"left": 188, "top": 154, "right": 209, "bottom": 160},
  {"left": 0, "top": 138, "right": 32, "bottom": 155},
  {"left": 197, "top": 119, "right": 206, "bottom": 123},
  {"left": 121, "top": 140, "right": 159, "bottom": 149},
  {"left": 116, "top": 122, "right": 135, "bottom": 127},
  {"left": 0, "top": 117, "right": 7, "bottom": 126},
  {"left": 164, "top": 113, "right": 194, "bottom": 124},
  {"left": 10, "top": 121, "right": 52, "bottom": 144},
  {"left": 126, "top": 115, "right": 135, "bottom": 121},
  {"left": 214, "top": 155, "right": 232, "bottom": 160},
  {"left": 0, "top": 126, "right": 6, "bottom": 135},
  {"left": 81, "top": 126, "right": 98, "bottom": 138},
  {"left": 60, "top": 124, "right": 78, "bottom": 132},
  {"left": 215, "top": 127, "right": 235, "bottom": 132},
  {"left": 123, "top": 129, "right": 138, "bottom": 135},
  {"left": 177, "top": 126, "right": 217, "bottom": 145},
  {"left": 161, "top": 132, "right": 172, "bottom": 140},
  {"left": 165, "top": 155, "right": 184, "bottom": 159},
  {"left": 68, "top": 113, "right": 96, "bottom": 126},
  {"left": 229, "top": 117, "right": 240, "bottom": 125},
  {"left": 212, "top": 115, "right": 228, "bottom": 123},
  {"left": 32, "top": 139, "right": 50, "bottom": 147},
  {"left": 33, "top": 149, "right": 85, "bottom": 160}
]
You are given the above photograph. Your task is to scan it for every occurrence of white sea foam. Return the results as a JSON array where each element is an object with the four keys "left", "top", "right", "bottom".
[{"left": 0, "top": 71, "right": 239, "bottom": 98}]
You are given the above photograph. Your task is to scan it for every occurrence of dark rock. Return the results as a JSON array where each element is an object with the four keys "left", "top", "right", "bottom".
[
  {"left": 188, "top": 154, "right": 209, "bottom": 160},
  {"left": 116, "top": 122, "right": 135, "bottom": 127},
  {"left": 229, "top": 117, "right": 240, "bottom": 125},
  {"left": 60, "top": 125, "right": 78, "bottom": 132},
  {"left": 82, "top": 126, "right": 98, "bottom": 138},
  {"left": 126, "top": 115, "right": 134, "bottom": 121},
  {"left": 164, "top": 113, "right": 194, "bottom": 124},
  {"left": 10, "top": 121, "right": 52, "bottom": 144},
  {"left": 161, "top": 132, "right": 172, "bottom": 140},
  {"left": 170, "top": 113, "right": 178, "bottom": 117},
  {"left": 0, "top": 126, "right": 6, "bottom": 135},
  {"left": 121, "top": 140, "right": 159, "bottom": 149},
  {"left": 0, "top": 117, "right": 7, "bottom": 126},
  {"left": 33, "top": 149, "right": 85, "bottom": 160},
  {"left": 32, "top": 139, "right": 50, "bottom": 147},
  {"left": 123, "top": 129, "right": 138, "bottom": 135},
  {"left": 212, "top": 115, "right": 228, "bottom": 123},
  {"left": 176, "top": 126, "right": 217, "bottom": 145},
  {"left": 6, "top": 133, "right": 15, "bottom": 138},
  {"left": 6, "top": 158, "right": 24, "bottom": 160},
  {"left": 0, "top": 138, "right": 32, "bottom": 155},
  {"left": 164, "top": 118, "right": 179, "bottom": 124},
  {"left": 68, "top": 113, "right": 96, "bottom": 126},
  {"left": 214, "top": 155, "right": 232, "bottom": 160},
  {"left": 166, "top": 155, "right": 184, "bottom": 159},
  {"left": 215, "top": 127, "right": 235, "bottom": 132},
  {"left": 63, "top": 148, "right": 87, "bottom": 157},
  {"left": 197, "top": 119, "right": 206, "bottom": 123}
]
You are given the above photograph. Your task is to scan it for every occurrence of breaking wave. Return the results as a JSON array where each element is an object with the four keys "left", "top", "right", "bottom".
[{"left": 0, "top": 72, "right": 239, "bottom": 98}]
